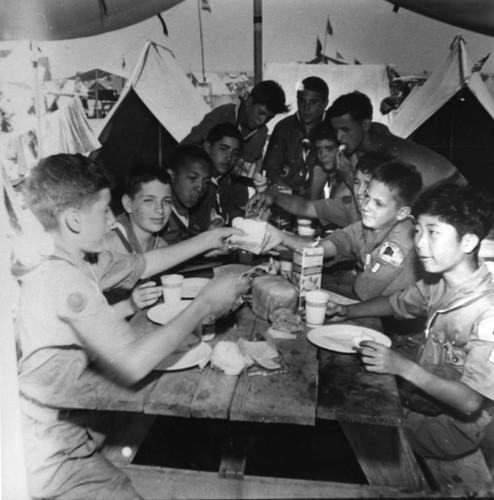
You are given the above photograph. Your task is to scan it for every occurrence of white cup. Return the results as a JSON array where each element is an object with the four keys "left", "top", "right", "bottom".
[
  {"left": 298, "top": 226, "right": 316, "bottom": 237},
  {"left": 305, "top": 290, "right": 329, "bottom": 327},
  {"left": 297, "top": 218, "right": 311, "bottom": 227},
  {"left": 161, "top": 274, "right": 184, "bottom": 304}
]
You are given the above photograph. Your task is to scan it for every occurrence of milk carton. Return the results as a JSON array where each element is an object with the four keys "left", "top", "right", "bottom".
[{"left": 292, "top": 242, "right": 324, "bottom": 300}]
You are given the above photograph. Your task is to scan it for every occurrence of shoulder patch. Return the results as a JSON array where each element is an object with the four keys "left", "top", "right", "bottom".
[
  {"left": 478, "top": 317, "right": 494, "bottom": 342},
  {"left": 378, "top": 241, "right": 404, "bottom": 267},
  {"left": 67, "top": 292, "right": 87, "bottom": 313}
]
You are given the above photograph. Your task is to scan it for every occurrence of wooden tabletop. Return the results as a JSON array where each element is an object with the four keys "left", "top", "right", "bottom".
[{"left": 54, "top": 301, "right": 403, "bottom": 429}]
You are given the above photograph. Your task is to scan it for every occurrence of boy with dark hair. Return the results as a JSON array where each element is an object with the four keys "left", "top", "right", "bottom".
[
  {"left": 326, "top": 91, "right": 466, "bottom": 191},
  {"left": 202, "top": 122, "right": 249, "bottom": 223},
  {"left": 181, "top": 80, "right": 288, "bottom": 178},
  {"left": 17, "top": 153, "right": 248, "bottom": 499},
  {"left": 263, "top": 76, "right": 330, "bottom": 193},
  {"left": 163, "top": 144, "right": 218, "bottom": 244},
  {"left": 327, "top": 184, "right": 494, "bottom": 460},
  {"left": 260, "top": 162, "right": 423, "bottom": 301}
]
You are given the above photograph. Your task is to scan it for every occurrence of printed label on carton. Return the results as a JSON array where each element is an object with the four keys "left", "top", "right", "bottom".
[{"left": 292, "top": 245, "right": 323, "bottom": 297}]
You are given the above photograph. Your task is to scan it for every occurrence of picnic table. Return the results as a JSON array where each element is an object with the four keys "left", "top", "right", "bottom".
[{"left": 52, "top": 280, "right": 435, "bottom": 498}]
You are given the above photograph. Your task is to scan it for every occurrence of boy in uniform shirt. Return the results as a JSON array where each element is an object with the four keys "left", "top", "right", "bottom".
[
  {"left": 326, "top": 185, "right": 494, "bottom": 460},
  {"left": 16, "top": 153, "right": 249, "bottom": 499},
  {"left": 102, "top": 165, "right": 172, "bottom": 307},
  {"left": 259, "top": 162, "right": 423, "bottom": 301},
  {"left": 163, "top": 144, "right": 220, "bottom": 245},
  {"left": 201, "top": 122, "right": 248, "bottom": 224},
  {"left": 181, "top": 80, "right": 288, "bottom": 178}
]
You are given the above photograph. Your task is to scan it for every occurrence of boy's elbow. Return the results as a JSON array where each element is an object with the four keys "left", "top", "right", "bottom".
[{"left": 460, "top": 392, "right": 484, "bottom": 416}]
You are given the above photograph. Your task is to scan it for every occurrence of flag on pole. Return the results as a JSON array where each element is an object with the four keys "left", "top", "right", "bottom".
[
  {"left": 472, "top": 53, "right": 490, "bottom": 73},
  {"left": 336, "top": 51, "right": 344, "bottom": 60},
  {"left": 157, "top": 13, "right": 168, "bottom": 36},
  {"left": 201, "top": 0, "right": 211, "bottom": 13},
  {"left": 326, "top": 16, "right": 333, "bottom": 35},
  {"left": 316, "top": 37, "right": 323, "bottom": 58}
]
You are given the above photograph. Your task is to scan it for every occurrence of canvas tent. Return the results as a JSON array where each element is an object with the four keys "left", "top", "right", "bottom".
[
  {"left": 93, "top": 40, "right": 209, "bottom": 211},
  {"left": 390, "top": 35, "right": 494, "bottom": 192},
  {"left": 262, "top": 62, "right": 392, "bottom": 133}
]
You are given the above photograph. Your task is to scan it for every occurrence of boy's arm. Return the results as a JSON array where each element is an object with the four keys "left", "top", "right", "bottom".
[
  {"left": 140, "top": 227, "right": 238, "bottom": 279},
  {"left": 247, "top": 189, "right": 318, "bottom": 219},
  {"left": 262, "top": 124, "right": 289, "bottom": 188},
  {"left": 361, "top": 344, "right": 484, "bottom": 415},
  {"left": 328, "top": 295, "right": 393, "bottom": 320},
  {"left": 61, "top": 275, "right": 249, "bottom": 386}
]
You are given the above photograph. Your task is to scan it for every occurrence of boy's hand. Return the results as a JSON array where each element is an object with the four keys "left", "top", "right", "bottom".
[
  {"left": 358, "top": 341, "right": 406, "bottom": 375},
  {"left": 326, "top": 302, "right": 348, "bottom": 319},
  {"left": 260, "top": 224, "right": 286, "bottom": 253},
  {"left": 204, "top": 227, "right": 245, "bottom": 253},
  {"left": 196, "top": 275, "right": 250, "bottom": 318},
  {"left": 131, "top": 281, "right": 162, "bottom": 310},
  {"left": 246, "top": 192, "right": 274, "bottom": 214}
]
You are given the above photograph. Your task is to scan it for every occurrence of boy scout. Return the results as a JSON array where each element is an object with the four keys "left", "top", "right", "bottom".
[
  {"left": 260, "top": 162, "right": 423, "bottom": 301},
  {"left": 17, "top": 154, "right": 248, "bottom": 499},
  {"left": 327, "top": 184, "right": 494, "bottom": 460}
]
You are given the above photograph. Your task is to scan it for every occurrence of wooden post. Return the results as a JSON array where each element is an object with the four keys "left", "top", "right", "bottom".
[
  {"left": 254, "top": 0, "right": 262, "bottom": 84},
  {"left": 0, "top": 171, "right": 31, "bottom": 499}
]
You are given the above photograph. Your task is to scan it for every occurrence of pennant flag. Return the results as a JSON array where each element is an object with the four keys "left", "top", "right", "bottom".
[
  {"left": 472, "top": 53, "right": 490, "bottom": 73},
  {"left": 336, "top": 51, "right": 344, "bottom": 60},
  {"left": 201, "top": 0, "right": 212, "bottom": 13},
  {"left": 316, "top": 37, "right": 323, "bottom": 58},
  {"left": 354, "top": 59, "right": 361, "bottom": 65},
  {"left": 157, "top": 13, "right": 168, "bottom": 36},
  {"left": 326, "top": 16, "right": 333, "bottom": 35}
]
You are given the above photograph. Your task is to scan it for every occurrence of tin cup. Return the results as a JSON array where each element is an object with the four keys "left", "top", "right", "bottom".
[
  {"left": 160, "top": 274, "right": 184, "bottom": 304},
  {"left": 305, "top": 290, "right": 329, "bottom": 327}
]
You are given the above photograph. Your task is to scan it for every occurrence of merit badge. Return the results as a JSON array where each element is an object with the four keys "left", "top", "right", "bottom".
[
  {"left": 378, "top": 241, "right": 404, "bottom": 267},
  {"left": 67, "top": 292, "right": 87, "bottom": 313},
  {"left": 478, "top": 316, "right": 494, "bottom": 342}
]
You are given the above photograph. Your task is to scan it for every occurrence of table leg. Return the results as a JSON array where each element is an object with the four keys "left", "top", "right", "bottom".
[
  {"left": 103, "top": 412, "right": 156, "bottom": 465},
  {"left": 340, "top": 422, "right": 426, "bottom": 490}
]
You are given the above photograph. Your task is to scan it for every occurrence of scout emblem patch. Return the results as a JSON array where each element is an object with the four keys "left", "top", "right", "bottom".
[
  {"left": 378, "top": 241, "right": 404, "bottom": 267},
  {"left": 67, "top": 292, "right": 87, "bottom": 313},
  {"left": 478, "top": 317, "right": 494, "bottom": 342}
]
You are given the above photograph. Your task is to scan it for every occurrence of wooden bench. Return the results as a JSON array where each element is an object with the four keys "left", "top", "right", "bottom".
[
  {"left": 423, "top": 449, "right": 494, "bottom": 497},
  {"left": 123, "top": 464, "right": 437, "bottom": 499}
]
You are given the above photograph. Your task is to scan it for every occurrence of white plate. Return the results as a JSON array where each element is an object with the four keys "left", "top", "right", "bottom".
[
  {"left": 181, "top": 277, "right": 210, "bottom": 299},
  {"left": 307, "top": 324, "right": 391, "bottom": 354},
  {"left": 155, "top": 342, "right": 212, "bottom": 371},
  {"left": 147, "top": 301, "right": 192, "bottom": 325}
]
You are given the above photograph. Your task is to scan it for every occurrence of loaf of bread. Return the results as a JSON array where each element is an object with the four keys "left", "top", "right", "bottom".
[{"left": 251, "top": 275, "right": 298, "bottom": 320}]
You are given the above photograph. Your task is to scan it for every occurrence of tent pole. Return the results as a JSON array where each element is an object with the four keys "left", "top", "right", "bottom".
[
  {"left": 254, "top": 0, "right": 262, "bottom": 84},
  {"left": 197, "top": 0, "right": 206, "bottom": 83},
  {"left": 32, "top": 42, "right": 44, "bottom": 160}
]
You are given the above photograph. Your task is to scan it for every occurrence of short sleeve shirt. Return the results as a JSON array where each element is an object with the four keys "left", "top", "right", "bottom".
[
  {"left": 389, "top": 264, "right": 494, "bottom": 401},
  {"left": 324, "top": 218, "right": 419, "bottom": 300},
  {"left": 16, "top": 251, "right": 145, "bottom": 405}
]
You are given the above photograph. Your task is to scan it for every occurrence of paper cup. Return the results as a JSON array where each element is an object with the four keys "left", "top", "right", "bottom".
[
  {"left": 298, "top": 226, "right": 316, "bottom": 237},
  {"left": 297, "top": 218, "right": 311, "bottom": 227},
  {"left": 305, "top": 290, "right": 329, "bottom": 327},
  {"left": 160, "top": 274, "right": 184, "bottom": 304}
]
